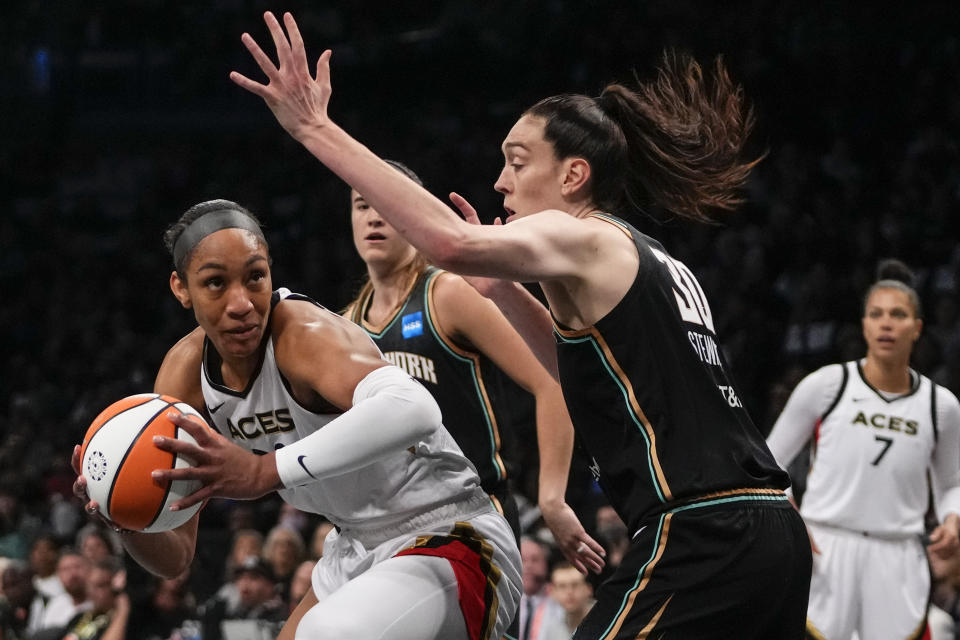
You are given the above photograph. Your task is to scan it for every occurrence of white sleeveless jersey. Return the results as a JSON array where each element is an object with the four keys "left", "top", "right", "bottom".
[
  {"left": 200, "top": 289, "right": 482, "bottom": 529},
  {"left": 798, "top": 361, "right": 939, "bottom": 535}
]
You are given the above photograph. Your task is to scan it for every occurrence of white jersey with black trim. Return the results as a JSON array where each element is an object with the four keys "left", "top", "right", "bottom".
[
  {"left": 767, "top": 360, "right": 960, "bottom": 536},
  {"left": 200, "top": 288, "right": 483, "bottom": 529}
]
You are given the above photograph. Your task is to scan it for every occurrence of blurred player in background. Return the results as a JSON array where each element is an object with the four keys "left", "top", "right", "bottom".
[
  {"left": 345, "top": 159, "right": 604, "bottom": 572},
  {"left": 232, "top": 11, "right": 811, "bottom": 638},
  {"left": 72, "top": 199, "right": 521, "bottom": 639},
  {"left": 767, "top": 259, "right": 960, "bottom": 640}
]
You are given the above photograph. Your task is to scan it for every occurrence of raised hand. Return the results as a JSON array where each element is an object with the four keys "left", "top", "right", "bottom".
[
  {"left": 448, "top": 192, "right": 505, "bottom": 298},
  {"left": 230, "top": 11, "right": 333, "bottom": 140},
  {"left": 150, "top": 412, "right": 281, "bottom": 510}
]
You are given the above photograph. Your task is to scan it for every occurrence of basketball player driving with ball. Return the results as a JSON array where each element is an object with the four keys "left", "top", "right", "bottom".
[{"left": 71, "top": 198, "right": 522, "bottom": 640}]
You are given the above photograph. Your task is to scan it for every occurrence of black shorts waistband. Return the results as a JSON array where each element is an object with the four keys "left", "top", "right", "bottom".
[{"left": 633, "top": 487, "right": 790, "bottom": 533}]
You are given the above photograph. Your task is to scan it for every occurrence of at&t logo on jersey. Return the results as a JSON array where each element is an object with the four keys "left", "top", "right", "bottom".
[{"left": 402, "top": 311, "right": 424, "bottom": 338}]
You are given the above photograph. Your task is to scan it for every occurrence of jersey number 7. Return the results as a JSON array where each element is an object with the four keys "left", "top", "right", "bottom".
[{"left": 872, "top": 435, "right": 894, "bottom": 465}]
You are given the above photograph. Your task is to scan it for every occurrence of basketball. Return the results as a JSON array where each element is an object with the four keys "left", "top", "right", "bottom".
[{"left": 80, "top": 393, "right": 207, "bottom": 533}]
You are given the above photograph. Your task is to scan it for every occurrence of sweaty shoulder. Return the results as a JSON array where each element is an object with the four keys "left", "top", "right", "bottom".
[
  {"left": 155, "top": 327, "right": 205, "bottom": 411},
  {"left": 270, "top": 296, "right": 388, "bottom": 410},
  {"left": 271, "top": 297, "right": 379, "bottom": 357}
]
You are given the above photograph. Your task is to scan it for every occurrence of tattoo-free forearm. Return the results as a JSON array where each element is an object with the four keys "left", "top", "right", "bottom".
[{"left": 536, "top": 388, "right": 576, "bottom": 509}]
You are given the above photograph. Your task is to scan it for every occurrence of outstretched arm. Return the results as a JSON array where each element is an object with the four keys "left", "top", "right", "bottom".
[{"left": 230, "top": 12, "right": 589, "bottom": 283}]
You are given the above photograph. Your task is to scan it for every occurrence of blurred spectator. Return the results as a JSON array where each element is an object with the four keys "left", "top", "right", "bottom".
[
  {"left": 210, "top": 529, "right": 264, "bottom": 617},
  {"left": 127, "top": 570, "right": 196, "bottom": 640},
  {"left": 0, "top": 560, "right": 48, "bottom": 638},
  {"left": 74, "top": 527, "right": 118, "bottom": 567},
  {"left": 29, "top": 535, "right": 64, "bottom": 600},
  {"left": 287, "top": 560, "right": 314, "bottom": 614},
  {"left": 55, "top": 557, "right": 129, "bottom": 640},
  {"left": 593, "top": 506, "right": 629, "bottom": 575},
  {"left": 199, "top": 556, "right": 285, "bottom": 640},
  {"left": 275, "top": 504, "right": 309, "bottom": 541},
  {"left": 540, "top": 561, "right": 595, "bottom": 640},
  {"left": 36, "top": 550, "right": 90, "bottom": 631},
  {"left": 224, "top": 530, "right": 263, "bottom": 583},
  {"left": 261, "top": 526, "right": 305, "bottom": 605},
  {"left": 518, "top": 536, "right": 562, "bottom": 640}
]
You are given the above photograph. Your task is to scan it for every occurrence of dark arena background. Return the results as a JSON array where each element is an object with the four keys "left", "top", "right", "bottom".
[{"left": 2, "top": 0, "right": 959, "bottom": 623}]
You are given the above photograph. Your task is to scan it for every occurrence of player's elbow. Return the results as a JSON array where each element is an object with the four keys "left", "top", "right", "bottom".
[
  {"left": 399, "top": 381, "right": 443, "bottom": 440},
  {"left": 138, "top": 544, "right": 193, "bottom": 580},
  {"left": 154, "top": 558, "right": 191, "bottom": 580},
  {"left": 374, "top": 371, "right": 442, "bottom": 442}
]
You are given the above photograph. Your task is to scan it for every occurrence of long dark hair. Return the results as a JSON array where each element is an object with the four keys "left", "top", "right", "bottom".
[{"left": 525, "top": 50, "right": 762, "bottom": 222}]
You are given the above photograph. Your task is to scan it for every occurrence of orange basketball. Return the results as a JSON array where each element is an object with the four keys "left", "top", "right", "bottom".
[{"left": 80, "top": 393, "right": 207, "bottom": 532}]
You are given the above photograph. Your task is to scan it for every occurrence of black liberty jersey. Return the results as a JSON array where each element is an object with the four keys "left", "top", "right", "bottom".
[
  {"left": 348, "top": 267, "right": 510, "bottom": 494},
  {"left": 555, "top": 214, "right": 788, "bottom": 532}
]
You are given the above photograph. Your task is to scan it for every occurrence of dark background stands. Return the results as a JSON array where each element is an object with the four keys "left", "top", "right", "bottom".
[{"left": 2, "top": 0, "right": 959, "bottom": 625}]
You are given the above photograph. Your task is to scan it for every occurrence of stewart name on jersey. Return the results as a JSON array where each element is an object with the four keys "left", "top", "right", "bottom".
[{"left": 554, "top": 214, "right": 789, "bottom": 533}]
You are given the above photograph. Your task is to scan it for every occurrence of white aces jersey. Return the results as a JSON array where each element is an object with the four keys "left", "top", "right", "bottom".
[
  {"left": 767, "top": 360, "right": 960, "bottom": 536},
  {"left": 200, "top": 289, "right": 482, "bottom": 529}
]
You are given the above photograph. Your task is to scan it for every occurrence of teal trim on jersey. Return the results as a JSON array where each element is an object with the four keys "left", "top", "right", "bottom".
[
  {"left": 557, "top": 332, "right": 666, "bottom": 503},
  {"left": 361, "top": 295, "right": 415, "bottom": 339},
  {"left": 590, "top": 212, "right": 623, "bottom": 226},
  {"left": 422, "top": 269, "right": 504, "bottom": 483},
  {"left": 600, "top": 512, "right": 668, "bottom": 639},
  {"left": 669, "top": 493, "right": 789, "bottom": 515}
]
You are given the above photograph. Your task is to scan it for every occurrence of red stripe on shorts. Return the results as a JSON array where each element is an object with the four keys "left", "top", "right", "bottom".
[{"left": 396, "top": 539, "right": 487, "bottom": 640}]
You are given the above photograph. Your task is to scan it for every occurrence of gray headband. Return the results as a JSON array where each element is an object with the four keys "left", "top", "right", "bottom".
[{"left": 172, "top": 209, "right": 265, "bottom": 269}]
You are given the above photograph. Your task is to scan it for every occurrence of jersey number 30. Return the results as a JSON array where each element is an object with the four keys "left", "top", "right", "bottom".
[{"left": 650, "top": 248, "right": 716, "bottom": 333}]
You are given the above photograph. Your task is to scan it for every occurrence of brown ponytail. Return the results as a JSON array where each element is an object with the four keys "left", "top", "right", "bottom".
[{"left": 526, "top": 50, "right": 763, "bottom": 223}]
